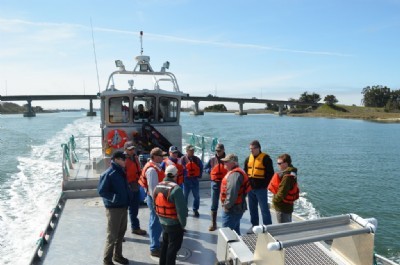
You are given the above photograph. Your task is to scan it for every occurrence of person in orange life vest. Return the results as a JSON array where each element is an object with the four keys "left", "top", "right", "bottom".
[
  {"left": 123, "top": 141, "right": 147, "bottom": 236},
  {"left": 160, "top": 146, "right": 184, "bottom": 187},
  {"left": 181, "top": 144, "right": 203, "bottom": 218},
  {"left": 138, "top": 147, "right": 165, "bottom": 258},
  {"left": 244, "top": 140, "right": 274, "bottom": 233},
  {"left": 204, "top": 143, "right": 228, "bottom": 231},
  {"left": 153, "top": 165, "right": 187, "bottom": 265},
  {"left": 220, "top": 154, "right": 249, "bottom": 235},
  {"left": 268, "top": 154, "right": 299, "bottom": 223},
  {"left": 97, "top": 151, "right": 130, "bottom": 265}
]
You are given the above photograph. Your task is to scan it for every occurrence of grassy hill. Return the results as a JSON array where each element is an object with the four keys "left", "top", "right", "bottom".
[
  {"left": 0, "top": 102, "right": 25, "bottom": 114},
  {"left": 289, "top": 104, "right": 400, "bottom": 122}
]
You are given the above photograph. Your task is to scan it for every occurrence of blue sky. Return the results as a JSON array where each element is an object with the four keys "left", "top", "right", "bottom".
[{"left": 1, "top": 0, "right": 399, "bottom": 109}]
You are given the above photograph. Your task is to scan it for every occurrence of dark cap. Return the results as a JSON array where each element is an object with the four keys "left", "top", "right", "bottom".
[
  {"left": 124, "top": 141, "right": 136, "bottom": 150},
  {"left": 220, "top": 153, "right": 238, "bottom": 163},
  {"left": 111, "top": 150, "right": 126, "bottom": 160},
  {"left": 215, "top": 143, "right": 224, "bottom": 151},
  {"left": 169, "top": 146, "right": 179, "bottom": 153}
]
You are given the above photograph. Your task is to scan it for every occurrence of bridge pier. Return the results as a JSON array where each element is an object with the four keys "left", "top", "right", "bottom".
[
  {"left": 86, "top": 99, "right": 97, "bottom": 116},
  {"left": 189, "top": 100, "right": 204, "bottom": 115},
  {"left": 23, "top": 99, "right": 36, "bottom": 117},
  {"left": 235, "top": 102, "right": 247, "bottom": 115}
]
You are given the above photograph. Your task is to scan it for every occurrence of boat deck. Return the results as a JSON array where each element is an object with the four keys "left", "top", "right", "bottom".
[
  {"left": 37, "top": 182, "right": 388, "bottom": 265},
  {"left": 41, "top": 183, "right": 250, "bottom": 265}
]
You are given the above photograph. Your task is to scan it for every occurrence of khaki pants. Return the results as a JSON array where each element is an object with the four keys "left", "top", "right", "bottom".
[{"left": 103, "top": 207, "right": 128, "bottom": 263}]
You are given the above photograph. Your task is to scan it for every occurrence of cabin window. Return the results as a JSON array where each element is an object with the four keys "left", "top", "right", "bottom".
[
  {"left": 159, "top": 97, "right": 178, "bottom": 122},
  {"left": 109, "top": 96, "right": 130, "bottom": 123},
  {"left": 133, "top": 96, "right": 155, "bottom": 122}
]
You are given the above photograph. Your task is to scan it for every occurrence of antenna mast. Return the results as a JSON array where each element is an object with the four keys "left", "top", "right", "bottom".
[
  {"left": 90, "top": 18, "right": 101, "bottom": 93},
  {"left": 140, "top": 31, "right": 144, "bottom": 55}
]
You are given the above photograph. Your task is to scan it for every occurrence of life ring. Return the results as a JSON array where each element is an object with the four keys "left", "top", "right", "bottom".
[{"left": 107, "top": 129, "right": 128, "bottom": 149}]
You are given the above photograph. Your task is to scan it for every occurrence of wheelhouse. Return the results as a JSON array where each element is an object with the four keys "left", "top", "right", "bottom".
[{"left": 99, "top": 52, "right": 187, "bottom": 157}]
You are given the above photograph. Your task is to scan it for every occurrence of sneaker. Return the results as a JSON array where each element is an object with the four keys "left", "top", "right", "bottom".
[
  {"left": 246, "top": 226, "right": 255, "bottom": 234},
  {"left": 131, "top": 228, "right": 147, "bottom": 235},
  {"left": 150, "top": 249, "right": 161, "bottom": 258},
  {"left": 193, "top": 210, "right": 200, "bottom": 218},
  {"left": 113, "top": 256, "right": 129, "bottom": 264}
]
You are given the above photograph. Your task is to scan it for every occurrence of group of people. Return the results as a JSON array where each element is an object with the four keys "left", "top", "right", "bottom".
[
  {"left": 97, "top": 139, "right": 299, "bottom": 265},
  {"left": 98, "top": 142, "right": 203, "bottom": 265},
  {"left": 205, "top": 140, "right": 299, "bottom": 236}
]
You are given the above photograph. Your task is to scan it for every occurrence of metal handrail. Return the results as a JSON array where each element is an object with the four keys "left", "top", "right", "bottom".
[
  {"left": 185, "top": 133, "right": 218, "bottom": 162},
  {"left": 61, "top": 135, "right": 102, "bottom": 181}
]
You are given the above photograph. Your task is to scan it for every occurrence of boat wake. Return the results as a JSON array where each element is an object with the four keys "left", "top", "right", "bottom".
[{"left": 0, "top": 116, "right": 99, "bottom": 265}]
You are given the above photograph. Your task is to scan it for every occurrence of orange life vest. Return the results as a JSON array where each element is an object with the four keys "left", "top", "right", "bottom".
[
  {"left": 153, "top": 181, "right": 178, "bottom": 220},
  {"left": 163, "top": 158, "right": 184, "bottom": 185},
  {"left": 220, "top": 167, "right": 250, "bottom": 205},
  {"left": 139, "top": 161, "right": 165, "bottom": 190},
  {"left": 268, "top": 171, "right": 299, "bottom": 204},
  {"left": 185, "top": 156, "right": 201, "bottom": 177},
  {"left": 210, "top": 159, "right": 228, "bottom": 182},
  {"left": 125, "top": 155, "right": 141, "bottom": 183}
]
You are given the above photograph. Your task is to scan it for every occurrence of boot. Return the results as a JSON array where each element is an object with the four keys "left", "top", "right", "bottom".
[{"left": 208, "top": 211, "right": 217, "bottom": 231}]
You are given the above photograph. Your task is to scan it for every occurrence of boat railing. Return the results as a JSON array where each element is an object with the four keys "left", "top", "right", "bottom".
[
  {"left": 217, "top": 214, "right": 378, "bottom": 265},
  {"left": 61, "top": 135, "right": 102, "bottom": 181},
  {"left": 185, "top": 133, "right": 219, "bottom": 163},
  {"left": 28, "top": 193, "right": 66, "bottom": 265}
]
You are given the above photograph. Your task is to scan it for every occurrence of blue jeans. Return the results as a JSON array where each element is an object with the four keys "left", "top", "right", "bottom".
[
  {"left": 222, "top": 211, "right": 243, "bottom": 235},
  {"left": 183, "top": 178, "right": 200, "bottom": 211},
  {"left": 128, "top": 189, "right": 140, "bottom": 230},
  {"left": 210, "top": 181, "right": 221, "bottom": 212},
  {"left": 146, "top": 195, "right": 162, "bottom": 251},
  {"left": 248, "top": 189, "right": 272, "bottom": 226}
]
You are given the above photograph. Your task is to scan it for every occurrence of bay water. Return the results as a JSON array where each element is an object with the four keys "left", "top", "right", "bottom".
[{"left": 0, "top": 111, "right": 399, "bottom": 264}]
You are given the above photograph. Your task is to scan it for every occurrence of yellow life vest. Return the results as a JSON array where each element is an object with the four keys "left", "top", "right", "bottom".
[{"left": 247, "top": 153, "right": 267, "bottom": 179}]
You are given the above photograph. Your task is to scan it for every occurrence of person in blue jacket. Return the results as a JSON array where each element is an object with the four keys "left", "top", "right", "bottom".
[{"left": 98, "top": 151, "right": 131, "bottom": 265}]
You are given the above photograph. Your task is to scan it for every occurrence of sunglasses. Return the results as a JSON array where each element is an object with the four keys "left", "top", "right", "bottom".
[{"left": 277, "top": 161, "right": 285, "bottom": 165}]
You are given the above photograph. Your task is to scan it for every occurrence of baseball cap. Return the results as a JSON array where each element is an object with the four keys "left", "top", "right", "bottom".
[
  {"left": 186, "top": 144, "right": 195, "bottom": 151},
  {"left": 169, "top": 146, "right": 179, "bottom": 153},
  {"left": 124, "top": 141, "right": 136, "bottom": 150},
  {"left": 220, "top": 153, "right": 238, "bottom": 163},
  {"left": 215, "top": 143, "right": 225, "bottom": 151},
  {"left": 165, "top": 165, "right": 178, "bottom": 176},
  {"left": 111, "top": 151, "right": 126, "bottom": 160}
]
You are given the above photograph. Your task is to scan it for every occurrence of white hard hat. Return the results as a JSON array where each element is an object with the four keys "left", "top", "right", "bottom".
[{"left": 165, "top": 165, "right": 178, "bottom": 176}]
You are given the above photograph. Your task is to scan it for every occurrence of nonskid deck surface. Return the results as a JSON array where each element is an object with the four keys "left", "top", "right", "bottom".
[
  {"left": 42, "top": 185, "right": 255, "bottom": 265},
  {"left": 40, "top": 184, "right": 359, "bottom": 265}
]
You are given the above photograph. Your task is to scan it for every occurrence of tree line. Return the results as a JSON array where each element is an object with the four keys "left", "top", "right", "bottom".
[
  {"left": 266, "top": 85, "right": 400, "bottom": 112},
  {"left": 361, "top": 85, "right": 400, "bottom": 111}
]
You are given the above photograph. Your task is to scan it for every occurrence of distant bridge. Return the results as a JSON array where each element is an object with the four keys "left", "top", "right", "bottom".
[
  {"left": 0, "top": 94, "right": 320, "bottom": 117},
  {"left": 0, "top": 95, "right": 98, "bottom": 117}
]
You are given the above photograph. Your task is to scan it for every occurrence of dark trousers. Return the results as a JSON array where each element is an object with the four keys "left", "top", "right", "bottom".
[
  {"left": 128, "top": 189, "right": 141, "bottom": 230},
  {"left": 160, "top": 224, "right": 184, "bottom": 265}
]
